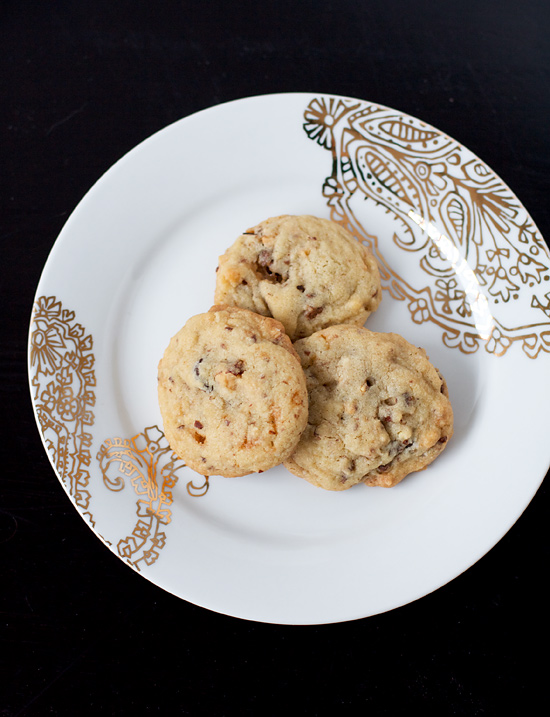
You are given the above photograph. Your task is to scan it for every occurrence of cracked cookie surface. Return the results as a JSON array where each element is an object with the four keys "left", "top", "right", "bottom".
[
  {"left": 158, "top": 305, "right": 308, "bottom": 477},
  {"left": 284, "top": 325, "right": 454, "bottom": 490},
  {"left": 214, "top": 215, "right": 381, "bottom": 341}
]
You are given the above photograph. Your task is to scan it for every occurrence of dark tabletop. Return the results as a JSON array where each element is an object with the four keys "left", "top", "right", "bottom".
[{"left": 2, "top": 1, "right": 549, "bottom": 714}]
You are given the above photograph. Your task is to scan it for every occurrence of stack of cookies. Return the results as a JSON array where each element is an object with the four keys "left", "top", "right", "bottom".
[{"left": 158, "top": 215, "right": 454, "bottom": 490}]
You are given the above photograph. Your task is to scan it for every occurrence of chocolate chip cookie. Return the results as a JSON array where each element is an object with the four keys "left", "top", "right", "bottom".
[
  {"left": 284, "top": 325, "right": 453, "bottom": 490},
  {"left": 157, "top": 305, "right": 308, "bottom": 477},
  {"left": 214, "top": 215, "right": 381, "bottom": 341}
]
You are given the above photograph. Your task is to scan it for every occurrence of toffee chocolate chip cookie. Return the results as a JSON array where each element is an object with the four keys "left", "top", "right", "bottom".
[
  {"left": 158, "top": 305, "right": 308, "bottom": 478},
  {"left": 284, "top": 325, "right": 453, "bottom": 490},
  {"left": 214, "top": 214, "right": 381, "bottom": 341}
]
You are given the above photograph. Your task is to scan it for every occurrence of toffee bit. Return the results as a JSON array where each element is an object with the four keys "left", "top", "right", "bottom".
[
  {"left": 305, "top": 305, "right": 324, "bottom": 320},
  {"left": 228, "top": 359, "right": 245, "bottom": 376},
  {"left": 257, "top": 249, "right": 272, "bottom": 267}
]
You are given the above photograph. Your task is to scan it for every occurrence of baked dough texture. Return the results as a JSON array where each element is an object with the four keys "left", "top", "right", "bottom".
[
  {"left": 214, "top": 215, "right": 381, "bottom": 341},
  {"left": 284, "top": 325, "right": 454, "bottom": 490},
  {"left": 158, "top": 306, "right": 308, "bottom": 477}
]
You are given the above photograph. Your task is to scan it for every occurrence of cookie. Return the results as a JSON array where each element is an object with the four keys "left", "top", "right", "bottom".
[
  {"left": 284, "top": 325, "right": 453, "bottom": 490},
  {"left": 157, "top": 305, "right": 308, "bottom": 477},
  {"left": 214, "top": 214, "right": 381, "bottom": 341}
]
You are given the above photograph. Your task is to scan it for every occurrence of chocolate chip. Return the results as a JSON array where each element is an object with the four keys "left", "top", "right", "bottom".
[
  {"left": 377, "top": 464, "right": 389, "bottom": 473},
  {"left": 194, "top": 358, "right": 213, "bottom": 392},
  {"left": 194, "top": 420, "right": 203, "bottom": 429},
  {"left": 241, "top": 279, "right": 248, "bottom": 285},
  {"left": 296, "top": 285, "right": 305, "bottom": 292},
  {"left": 225, "top": 326, "right": 233, "bottom": 331},
  {"left": 366, "top": 377, "right": 375, "bottom": 387},
  {"left": 438, "top": 436, "right": 448, "bottom": 443}
]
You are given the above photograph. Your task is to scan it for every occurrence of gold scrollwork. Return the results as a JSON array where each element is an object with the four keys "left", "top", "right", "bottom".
[
  {"left": 30, "top": 296, "right": 211, "bottom": 570},
  {"left": 29, "top": 296, "right": 96, "bottom": 522},
  {"left": 97, "top": 425, "right": 187, "bottom": 571},
  {"left": 303, "top": 97, "right": 550, "bottom": 358}
]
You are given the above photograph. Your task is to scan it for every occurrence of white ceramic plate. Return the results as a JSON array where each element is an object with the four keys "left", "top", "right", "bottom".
[{"left": 28, "top": 93, "right": 550, "bottom": 624}]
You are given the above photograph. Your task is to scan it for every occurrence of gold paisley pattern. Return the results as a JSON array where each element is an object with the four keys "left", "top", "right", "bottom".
[
  {"left": 303, "top": 97, "right": 550, "bottom": 357},
  {"left": 97, "top": 426, "right": 187, "bottom": 571},
  {"left": 30, "top": 296, "right": 209, "bottom": 572},
  {"left": 29, "top": 296, "right": 96, "bottom": 523}
]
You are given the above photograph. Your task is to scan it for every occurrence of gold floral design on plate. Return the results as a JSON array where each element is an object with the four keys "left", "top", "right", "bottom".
[
  {"left": 97, "top": 426, "right": 206, "bottom": 570},
  {"left": 30, "top": 296, "right": 209, "bottom": 571},
  {"left": 304, "top": 97, "right": 550, "bottom": 357},
  {"left": 29, "top": 296, "right": 96, "bottom": 523}
]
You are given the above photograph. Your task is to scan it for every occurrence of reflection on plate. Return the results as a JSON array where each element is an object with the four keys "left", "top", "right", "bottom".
[{"left": 28, "top": 93, "right": 550, "bottom": 624}]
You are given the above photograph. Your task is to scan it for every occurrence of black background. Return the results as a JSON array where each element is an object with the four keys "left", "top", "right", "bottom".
[{"left": 2, "top": 1, "right": 549, "bottom": 714}]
